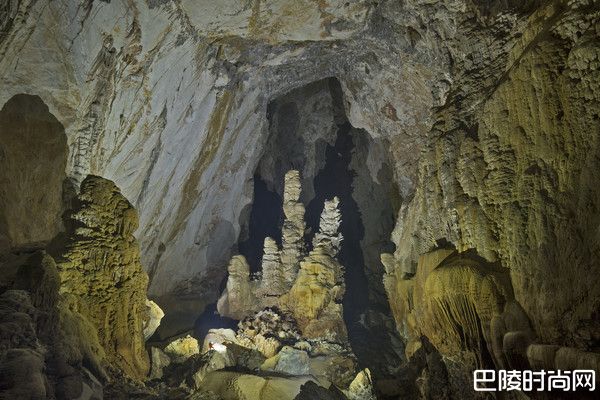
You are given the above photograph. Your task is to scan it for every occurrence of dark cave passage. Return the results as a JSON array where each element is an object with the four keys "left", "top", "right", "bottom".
[
  {"left": 305, "top": 123, "right": 370, "bottom": 329},
  {"left": 237, "top": 175, "right": 283, "bottom": 273},
  {"left": 304, "top": 124, "right": 376, "bottom": 370}
]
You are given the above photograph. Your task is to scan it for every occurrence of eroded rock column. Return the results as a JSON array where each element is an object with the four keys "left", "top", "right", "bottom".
[
  {"left": 54, "top": 175, "right": 150, "bottom": 380},
  {"left": 280, "top": 170, "right": 306, "bottom": 286}
]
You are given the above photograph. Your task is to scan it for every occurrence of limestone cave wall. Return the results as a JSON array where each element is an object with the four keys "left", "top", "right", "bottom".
[{"left": 387, "top": 0, "right": 600, "bottom": 351}]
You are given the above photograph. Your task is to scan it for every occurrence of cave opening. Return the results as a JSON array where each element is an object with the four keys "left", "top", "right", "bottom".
[
  {"left": 237, "top": 77, "right": 403, "bottom": 381},
  {"left": 0, "top": 94, "right": 68, "bottom": 255}
]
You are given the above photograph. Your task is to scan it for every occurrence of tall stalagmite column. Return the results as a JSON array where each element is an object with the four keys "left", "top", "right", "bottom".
[
  {"left": 280, "top": 170, "right": 306, "bottom": 286},
  {"left": 55, "top": 175, "right": 150, "bottom": 380},
  {"left": 313, "top": 196, "right": 343, "bottom": 256},
  {"left": 260, "top": 237, "right": 285, "bottom": 297}
]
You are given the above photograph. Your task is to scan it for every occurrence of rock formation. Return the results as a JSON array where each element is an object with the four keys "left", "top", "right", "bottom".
[
  {"left": 0, "top": 289, "right": 51, "bottom": 399},
  {"left": 1, "top": 0, "right": 600, "bottom": 398},
  {"left": 313, "top": 197, "right": 343, "bottom": 256},
  {"left": 281, "top": 248, "right": 347, "bottom": 343},
  {"left": 149, "top": 307, "right": 366, "bottom": 399},
  {"left": 53, "top": 175, "right": 150, "bottom": 380},
  {"left": 163, "top": 335, "right": 200, "bottom": 364},
  {"left": 216, "top": 255, "right": 259, "bottom": 320},
  {"left": 143, "top": 299, "right": 165, "bottom": 340},
  {"left": 259, "top": 237, "right": 286, "bottom": 298},
  {"left": 0, "top": 94, "right": 68, "bottom": 250},
  {"left": 194, "top": 171, "right": 366, "bottom": 397},
  {"left": 218, "top": 170, "right": 346, "bottom": 342},
  {"left": 280, "top": 170, "right": 307, "bottom": 285},
  {"left": 383, "top": 249, "right": 536, "bottom": 395}
]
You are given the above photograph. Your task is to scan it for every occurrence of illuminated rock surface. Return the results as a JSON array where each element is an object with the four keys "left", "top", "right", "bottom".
[
  {"left": 1, "top": 0, "right": 599, "bottom": 399},
  {"left": 54, "top": 175, "right": 150, "bottom": 380}
]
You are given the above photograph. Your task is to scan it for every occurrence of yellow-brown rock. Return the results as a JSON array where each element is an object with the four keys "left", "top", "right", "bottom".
[
  {"left": 281, "top": 247, "right": 347, "bottom": 343},
  {"left": 389, "top": 3, "right": 600, "bottom": 355},
  {"left": 527, "top": 344, "right": 600, "bottom": 378},
  {"left": 164, "top": 335, "right": 200, "bottom": 363},
  {"left": 54, "top": 175, "right": 149, "bottom": 380},
  {"left": 386, "top": 249, "right": 532, "bottom": 370}
]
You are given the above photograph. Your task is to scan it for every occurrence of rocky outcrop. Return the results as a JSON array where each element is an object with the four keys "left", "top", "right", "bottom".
[
  {"left": 379, "top": 3, "right": 600, "bottom": 396},
  {"left": 218, "top": 170, "right": 346, "bottom": 342},
  {"left": 143, "top": 300, "right": 165, "bottom": 340},
  {"left": 200, "top": 173, "right": 363, "bottom": 397},
  {"left": 236, "top": 309, "right": 301, "bottom": 358},
  {"left": 54, "top": 175, "right": 150, "bottom": 380},
  {"left": 312, "top": 197, "right": 343, "bottom": 256},
  {"left": 345, "top": 369, "right": 376, "bottom": 400},
  {"left": 294, "top": 381, "right": 348, "bottom": 400},
  {"left": 527, "top": 344, "right": 600, "bottom": 376},
  {"left": 281, "top": 248, "right": 347, "bottom": 343},
  {"left": 163, "top": 335, "right": 200, "bottom": 364},
  {"left": 0, "top": 250, "right": 108, "bottom": 399},
  {"left": 149, "top": 347, "right": 171, "bottom": 380},
  {"left": 384, "top": 249, "right": 534, "bottom": 394},
  {"left": 259, "top": 237, "right": 286, "bottom": 298},
  {"left": 0, "top": 290, "right": 48, "bottom": 400}
]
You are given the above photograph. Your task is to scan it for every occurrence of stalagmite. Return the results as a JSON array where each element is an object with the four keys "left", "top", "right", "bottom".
[
  {"left": 313, "top": 196, "right": 343, "bottom": 256},
  {"left": 2, "top": 0, "right": 600, "bottom": 398},
  {"left": 217, "top": 255, "right": 258, "bottom": 320},
  {"left": 280, "top": 170, "right": 306, "bottom": 285},
  {"left": 143, "top": 299, "right": 165, "bottom": 340},
  {"left": 281, "top": 247, "right": 347, "bottom": 343},
  {"left": 259, "top": 237, "right": 286, "bottom": 298},
  {"left": 54, "top": 175, "right": 150, "bottom": 379},
  {"left": 218, "top": 170, "right": 347, "bottom": 343}
]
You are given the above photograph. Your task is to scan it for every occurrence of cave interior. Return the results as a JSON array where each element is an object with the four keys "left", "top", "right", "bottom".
[{"left": 1, "top": 1, "right": 600, "bottom": 400}]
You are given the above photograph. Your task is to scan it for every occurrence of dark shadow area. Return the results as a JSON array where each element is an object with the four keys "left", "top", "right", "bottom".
[
  {"left": 237, "top": 174, "right": 283, "bottom": 273},
  {"left": 305, "top": 124, "right": 372, "bottom": 367},
  {"left": 0, "top": 94, "right": 67, "bottom": 253}
]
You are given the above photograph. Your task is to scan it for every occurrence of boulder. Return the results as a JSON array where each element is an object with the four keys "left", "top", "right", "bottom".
[
  {"left": 149, "top": 347, "right": 171, "bottom": 380},
  {"left": 294, "top": 381, "right": 348, "bottom": 400},
  {"left": 164, "top": 335, "right": 200, "bottom": 363},
  {"left": 143, "top": 300, "right": 164, "bottom": 340},
  {"left": 202, "top": 328, "right": 238, "bottom": 353},
  {"left": 273, "top": 346, "right": 311, "bottom": 376},
  {"left": 345, "top": 369, "right": 376, "bottom": 400},
  {"left": 217, "top": 255, "right": 259, "bottom": 320},
  {"left": 200, "top": 370, "right": 316, "bottom": 400}
]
